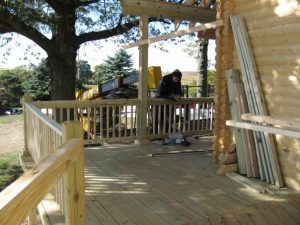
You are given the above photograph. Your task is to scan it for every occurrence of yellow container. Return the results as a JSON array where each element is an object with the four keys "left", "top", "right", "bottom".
[{"left": 148, "top": 66, "right": 162, "bottom": 89}]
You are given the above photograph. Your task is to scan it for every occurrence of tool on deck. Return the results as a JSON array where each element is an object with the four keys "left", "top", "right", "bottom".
[
  {"left": 161, "top": 132, "right": 190, "bottom": 146},
  {"left": 152, "top": 149, "right": 212, "bottom": 157}
]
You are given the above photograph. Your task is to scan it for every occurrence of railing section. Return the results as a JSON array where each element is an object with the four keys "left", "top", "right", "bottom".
[
  {"left": 147, "top": 98, "right": 214, "bottom": 138},
  {"left": 32, "top": 98, "right": 214, "bottom": 143},
  {"left": 20, "top": 99, "right": 85, "bottom": 225},
  {"left": 0, "top": 138, "right": 84, "bottom": 225},
  {"left": 33, "top": 99, "right": 139, "bottom": 143},
  {"left": 24, "top": 102, "right": 63, "bottom": 163}
]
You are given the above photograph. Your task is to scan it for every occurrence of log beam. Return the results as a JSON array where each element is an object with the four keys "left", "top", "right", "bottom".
[
  {"left": 123, "top": 20, "right": 223, "bottom": 49},
  {"left": 121, "top": 0, "right": 216, "bottom": 23}
]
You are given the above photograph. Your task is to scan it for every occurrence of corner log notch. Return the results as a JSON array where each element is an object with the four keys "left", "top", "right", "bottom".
[{"left": 121, "top": 0, "right": 216, "bottom": 23}]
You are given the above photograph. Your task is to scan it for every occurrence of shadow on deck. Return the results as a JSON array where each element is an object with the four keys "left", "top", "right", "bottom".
[{"left": 84, "top": 136, "right": 300, "bottom": 225}]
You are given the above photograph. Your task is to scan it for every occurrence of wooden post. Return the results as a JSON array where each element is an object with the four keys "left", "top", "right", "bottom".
[
  {"left": 136, "top": 15, "right": 150, "bottom": 144},
  {"left": 225, "top": 70, "right": 246, "bottom": 175},
  {"left": 62, "top": 121, "right": 86, "bottom": 225},
  {"left": 22, "top": 95, "right": 32, "bottom": 152}
]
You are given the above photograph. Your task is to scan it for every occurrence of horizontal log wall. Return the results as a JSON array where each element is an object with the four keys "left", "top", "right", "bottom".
[
  {"left": 233, "top": 0, "right": 300, "bottom": 191},
  {"left": 212, "top": 0, "right": 235, "bottom": 162}
]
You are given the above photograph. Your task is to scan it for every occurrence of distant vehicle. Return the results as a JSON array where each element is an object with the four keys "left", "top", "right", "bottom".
[{"left": 4, "top": 108, "right": 23, "bottom": 115}]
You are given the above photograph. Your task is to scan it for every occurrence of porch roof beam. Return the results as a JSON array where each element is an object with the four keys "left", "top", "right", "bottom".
[
  {"left": 121, "top": 0, "right": 216, "bottom": 23},
  {"left": 123, "top": 20, "right": 223, "bottom": 49}
]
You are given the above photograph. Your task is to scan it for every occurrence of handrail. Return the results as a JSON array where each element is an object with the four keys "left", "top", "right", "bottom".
[
  {"left": 26, "top": 102, "right": 62, "bottom": 136},
  {"left": 33, "top": 98, "right": 140, "bottom": 108},
  {"left": 0, "top": 138, "right": 83, "bottom": 225},
  {"left": 148, "top": 97, "right": 214, "bottom": 104}
]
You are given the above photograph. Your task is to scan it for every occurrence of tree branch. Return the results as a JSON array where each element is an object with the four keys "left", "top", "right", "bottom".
[
  {"left": 76, "top": 0, "right": 99, "bottom": 7},
  {"left": 45, "top": 0, "right": 62, "bottom": 11},
  {"left": 77, "top": 19, "right": 139, "bottom": 44},
  {"left": 0, "top": 8, "right": 51, "bottom": 50}
]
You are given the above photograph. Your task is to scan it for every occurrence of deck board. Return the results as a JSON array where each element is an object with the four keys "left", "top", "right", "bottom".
[{"left": 84, "top": 137, "right": 300, "bottom": 225}]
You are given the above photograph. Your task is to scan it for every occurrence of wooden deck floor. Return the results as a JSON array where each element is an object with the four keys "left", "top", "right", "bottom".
[{"left": 84, "top": 136, "right": 300, "bottom": 225}]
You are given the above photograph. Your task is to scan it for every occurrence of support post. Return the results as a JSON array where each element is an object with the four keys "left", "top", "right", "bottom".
[
  {"left": 136, "top": 15, "right": 150, "bottom": 144},
  {"left": 22, "top": 95, "right": 32, "bottom": 152},
  {"left": 62, "top": 121, "right": 86, "bottom": 225}
]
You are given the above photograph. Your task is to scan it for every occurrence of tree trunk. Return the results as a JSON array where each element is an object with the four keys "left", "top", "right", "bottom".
[
  {"left": 47, "top": 50, "right": 77, "bottom": 101},
  {"left": 47, "top": 48, "right": 78, "bottom": 122},
  {"left": 197, "top": 38, "right": 209, "bottom": 97}
]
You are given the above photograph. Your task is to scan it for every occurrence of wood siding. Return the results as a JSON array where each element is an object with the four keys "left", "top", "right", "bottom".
[{"left": 214, "top": 0, "right": 300, "bottom": 191}]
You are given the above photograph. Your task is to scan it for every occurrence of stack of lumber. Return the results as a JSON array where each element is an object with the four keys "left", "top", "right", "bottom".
[
  {"left": 225, "top": 70, "right": 259, "bottom": 178},
  {"left": 216, "top": 144, "right": 238, "bottom": 175},
  {"left": 226, "top": 16, "right": 283, "bottom": 187}
]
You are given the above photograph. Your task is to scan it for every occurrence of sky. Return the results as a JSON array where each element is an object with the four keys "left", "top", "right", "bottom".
[{"left": 0, "top": 34, "right": 216, "bottom": 72}]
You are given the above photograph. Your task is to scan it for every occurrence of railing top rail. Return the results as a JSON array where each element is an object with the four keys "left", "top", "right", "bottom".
[
  {"left": 26, "top": 102, "right": 63, "bottom": 136},
  {"left": 33, "top": 98, "right": 140, "bottom": 108},
  {"left": 148, "top": 97, "right": 214, "bottom": 104},
  {"left": 0, "top": 138, "right": 83, "bottom": 225},
  {"left": 33, "top": 97, "right": 214, "bottom": 108}
]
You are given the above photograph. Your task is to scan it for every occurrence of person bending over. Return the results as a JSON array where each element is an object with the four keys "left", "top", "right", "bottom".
[{"left": 157, "top": 69, "right": 182, "bottom": 100}]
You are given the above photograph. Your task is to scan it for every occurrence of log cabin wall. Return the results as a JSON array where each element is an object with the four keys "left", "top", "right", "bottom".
[
  {"left": 212, "top": 0, "right": 235, "bottom": 162},
  {"left": 214, "top": 0, "right": 300, "bottom": 191}
]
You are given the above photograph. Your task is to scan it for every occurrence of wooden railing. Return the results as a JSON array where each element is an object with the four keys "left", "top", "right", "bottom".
[
  {"left": 32, "top": 98, "right": 214, "bottom": 143},
  {"left": 147, "top": 98, "right": 214, "bottom": 138},
  {"left": 24, "top": 101, "right": 63, "bottom": 163},
  {"left": 1, "top": 98, "right": 86, "bottom": 225},
  {"left": 0, "top": 138, "right": 84, "bottom": 225},
  {"left": 32, "top": 97, "right": 214, "bottom": 143}
]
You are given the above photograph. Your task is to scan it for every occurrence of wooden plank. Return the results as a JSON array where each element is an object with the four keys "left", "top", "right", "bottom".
[
  {"left": 241, "top": 206, "right": 270, "bottom": 225},
  {"left": 232, "top": 71, "right": 259, "bottom": 178},
  {"left": 123, "top": 20, "right": 223, "bottom": 49},
  {"left": 225, "top": 173, "right": 268, "bottom": 194},
  {"left": 216, "top": 164, "right": 238, "bottom": 176},
  {"left": 226, "top": 120, "right": 300, "bottom": 139},
  {"left": 225, "top": 70, "right": 247, "bottom": 175},
  {"left": 121, "top": 0, "right": 216, "bottom": 23},
  {"left": 221, "top": 212, "right": 240, "bottom": 225},
  {"left": 37, "top": 194, "right": 65, "bottom": 225},
  {"left": 241, "top": 114, "right": 300, "bottom": 130},
  {"left": 230, "top": 16, "right": 283, "bottom": 187}
]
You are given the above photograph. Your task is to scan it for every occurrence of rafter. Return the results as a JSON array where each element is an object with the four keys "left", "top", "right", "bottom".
[
  {"left": 121, "top": 0, "right": 216, "bottom": 23},
  {"left": 122, "top": 20, "right": 222, "bottom": 49}
]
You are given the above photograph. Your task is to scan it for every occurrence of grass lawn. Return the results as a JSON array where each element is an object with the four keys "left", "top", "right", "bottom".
[
  {"left": 0, "top": 114, "right": 23, "bottom": 124},
  {"left": 0, "top": 152, "right": 23, "bottom": 192}
]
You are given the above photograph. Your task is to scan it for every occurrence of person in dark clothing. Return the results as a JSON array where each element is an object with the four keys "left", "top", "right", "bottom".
[
  {"left": 152, "top": 69, "right": 183, "bottom": 133},
  {"left": 156, "top": 69, "right": 182, "bottom": 100}
]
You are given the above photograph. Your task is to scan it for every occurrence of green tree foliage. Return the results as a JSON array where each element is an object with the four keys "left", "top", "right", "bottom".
[
  {"left": 1, "top": 1, "right": 198, "bottom": 100},
  {"left": 23, "top": 59, "right": 51, "bottom": 101},
  {"left": 77, "top": 60, "right": 93, "bottom": 84},
  {"left": 0, "top": 70, "right": 24, "bottom": 113},
  {"left": 94, "top": 49, "right": 138, "bottom": 84},
  {"left": 207, "top": 69, "right": 216, "bottom": 85}
]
